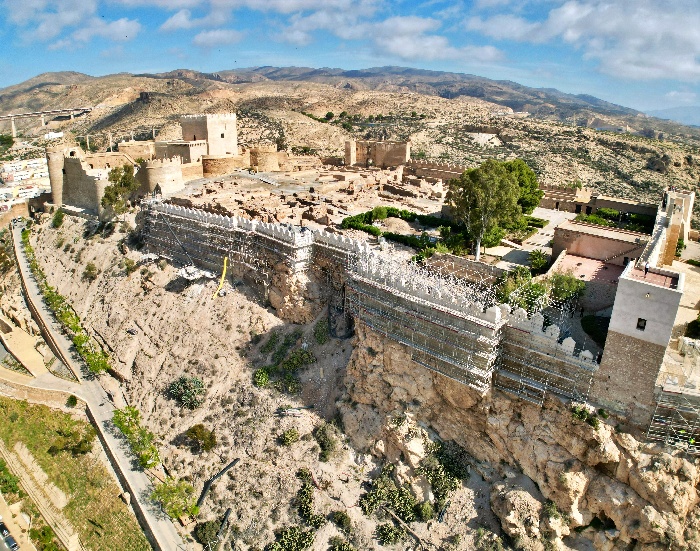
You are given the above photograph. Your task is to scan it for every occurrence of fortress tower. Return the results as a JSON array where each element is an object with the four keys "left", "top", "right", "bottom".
[
  {"left": 45, "top": 146, "right": 66, "bottom": 206},
  {"left": 180, "top": 114, "right": 238, "bottom": 156}
]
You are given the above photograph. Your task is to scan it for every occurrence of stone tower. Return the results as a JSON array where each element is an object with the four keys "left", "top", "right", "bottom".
[
  {"left": 45, "top": 146, "right": 66, "bottom": 207},
  {"left": 180, "top": 114, "right": 238, "bottom": 156}
]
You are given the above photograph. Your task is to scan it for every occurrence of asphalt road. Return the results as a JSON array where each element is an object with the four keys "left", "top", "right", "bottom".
[{"left": 10, "top": 224, "right": 185, "bottom": 551}]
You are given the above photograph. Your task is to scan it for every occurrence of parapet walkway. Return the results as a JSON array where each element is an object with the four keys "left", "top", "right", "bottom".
[{"left": 9, "top": 226, "right": 185, "bottom": 551}]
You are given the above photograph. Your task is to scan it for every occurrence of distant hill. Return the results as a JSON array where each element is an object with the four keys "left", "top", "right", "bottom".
[{"left": 647, "top": 106, "right": 700, "bottom": 127}]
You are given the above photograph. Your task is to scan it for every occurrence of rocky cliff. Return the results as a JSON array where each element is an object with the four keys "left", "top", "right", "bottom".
[{"left": 340, "top": 323, "right": 700, "bottom": 550}]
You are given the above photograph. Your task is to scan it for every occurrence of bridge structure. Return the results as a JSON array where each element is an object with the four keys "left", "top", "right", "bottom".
[{"left": 0, "top": 107, "right": 93, "bottom": 137}]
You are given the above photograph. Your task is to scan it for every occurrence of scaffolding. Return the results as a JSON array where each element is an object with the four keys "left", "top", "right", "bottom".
[
  {"left": 494, "top": 273, "right": 597, "bottom": 405},
  {"left": 345, "top": 252, "right": 503, "bottom": 393},
  {"left": 647, "top": 338, "right": 700, "bottom": 455}
]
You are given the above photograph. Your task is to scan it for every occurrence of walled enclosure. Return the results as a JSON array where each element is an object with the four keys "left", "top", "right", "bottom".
[
  {"left": 142, "top": 203, "right": 606, "bottom": 412},
  {"left": 345, "top": 140, "right": 411, "bottom": 168},
  {"left": 552, "top": 221, "right": 648, "bottom": 265}
]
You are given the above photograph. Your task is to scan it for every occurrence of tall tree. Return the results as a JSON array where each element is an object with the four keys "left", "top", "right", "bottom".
[
  {"left": 446, "top": 159, "right": 521, "bottom": 262},
  {"left": 101, "top": 164, "right": 139, "bottom": 219},
  {"left": 504, "top": 158, "right": 543, "bottom": 214}
]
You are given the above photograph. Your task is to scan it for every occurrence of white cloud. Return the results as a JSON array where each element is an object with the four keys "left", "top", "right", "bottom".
[
  {"left": 193, "top": 28, "right": 244, "bottom": 47},
  {"left": 73, "top": 17, "right": 142, "bottom": 42},
  {"left": 467, "top": 0, "right": 700, "bottom": 81},
  {"left": 160, "top": 7, "right": 229, "bottom": 31},
  {"left": 664, "top": 91, "right": 698, "bottom": 105}
]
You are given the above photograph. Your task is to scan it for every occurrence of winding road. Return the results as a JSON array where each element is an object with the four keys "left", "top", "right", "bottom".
[{"left": 8, "top": 224, "right": 186, "bottom": 551}]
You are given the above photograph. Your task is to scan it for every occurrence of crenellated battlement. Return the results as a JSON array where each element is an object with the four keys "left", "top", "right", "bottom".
[
  {"left": 180, "top": 113, "right": 237, "bottom": 121},
  {"left": 143, "top": 203, "right": 603, "bottom": 402},
  {"left": 143, "top": 157, "right": 183, "bottom": 168}
]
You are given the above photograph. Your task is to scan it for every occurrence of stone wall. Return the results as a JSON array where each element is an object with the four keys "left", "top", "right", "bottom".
[
  {"left": 181, "top": 162, "right": 203, "bottom": 181},
  {"left": 552, "top": 222, "right": 647, "bottom": 265},
  {"left": 83, "top": 152, "right": 135, "bottom": 170},
  {"left": 164, "top": 141, "right": 208, "bottom": 164},
  {"left": 404, "top": 159, "right": 466, "bottom": 182},
  {"left": 136, "top": 158, "right": 185, "bottom": 197},
  {"left": 345, "top": 140, "right": 410, "bottom": 168},
  {"left": 250, "top": 146, "right": 280, "bottom": 172},
  {"left": 117, "top": 140, "right": 155, "bottom": 161},
  {"left": 593, "top": 331, "right": 665, "bottom": 423},
  {"left": 202, "top": 153, "right": 249, "bottom": 177},
  {"left": 62, "top": 157, "right": 108, "bottom": 214}
]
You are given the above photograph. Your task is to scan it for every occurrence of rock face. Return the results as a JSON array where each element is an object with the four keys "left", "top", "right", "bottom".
[{"left": 340, "top": 323, "right": 700, "bottom": 550}]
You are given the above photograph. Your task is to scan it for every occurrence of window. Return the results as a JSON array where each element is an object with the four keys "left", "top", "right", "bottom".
[
  {"left": 637, "top": 318, "right": 647, "bottom": 331},
  {"left": 221, "top": 133, "right": 225, "bottom": 138},
  {"left": 623, "top": 257, "right": 629, "bottom": 265},
  {"left": 585, "top": 206, "right": 592, "bottom": 215},
  {"left": 575, "top": 204, "right": 582, "bottom": 213}
]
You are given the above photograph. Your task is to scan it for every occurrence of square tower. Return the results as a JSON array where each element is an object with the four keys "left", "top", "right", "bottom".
[{"left": 180, "top": 114, "right": 238, "bottom": 156}]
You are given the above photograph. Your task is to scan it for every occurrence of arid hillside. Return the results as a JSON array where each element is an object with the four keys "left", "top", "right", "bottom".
[{"left": 1, "top": 68, "right": 700, "bottom": 212}]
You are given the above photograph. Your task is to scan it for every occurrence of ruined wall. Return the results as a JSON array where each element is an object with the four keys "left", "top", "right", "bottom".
[
  {"left": 404, "top": 159, "right": 466, "bottom": 182},
  {"left": 181, "top": 162, "right": 203, "bottom": 181},
  {"left": 345, "top": 140, "right": 410, "bottom": 168},
  {"left": 202, "top": 153, "right": 250, "bottom": 177},
  {"left": 250, "top": 146, "right": 280, "bottom": 172},
  {"left": 61, "top": 157, "right": 108, "bottom": 214},
  {"left": 117, "top": 141, "right": 155, "bottom": 160}
]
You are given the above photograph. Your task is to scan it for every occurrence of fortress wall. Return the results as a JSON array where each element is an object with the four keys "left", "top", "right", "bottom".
[
  {"left": 83, "top": 152, "right": 135, "bottom": 170},
  {"left": 202, "top": 154, "right": 249, "bottom": 177},
  {"left": 180, "top": 114, "right": 237, "bottom": 156},
  {"left": 142, "top": 203, "right": 624, "bottom": 407},
  {"left": 136, "top": 158, "right": 185, "bottom": 196},
  {"left": 181, "top": 162, "right": 203, "bottom": 181},
  {"left": 117, "top": 141, "right": 155, "bottom": 161},
  {"left": 62, "top": 158, "right": 106, "bottom": 214},
  {"left": 166, "top": 142, "right": 207, "bottom": 164},
  {"left": 405, "top": 159, "right": 466, "bottom": 182},
  {"left": 250, "top": 147, "right": 280, "bottom": 172}
]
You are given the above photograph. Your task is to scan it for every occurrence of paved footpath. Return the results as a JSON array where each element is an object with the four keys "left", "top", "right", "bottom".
[{"left": 9, "top": 225, "right": 186, "bottom": 551}]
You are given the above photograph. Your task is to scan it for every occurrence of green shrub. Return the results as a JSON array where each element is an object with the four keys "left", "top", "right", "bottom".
[
  {"left": 687, "top": 258, "right": 700, "bottom": 268},
  {"left": 575, "top": 213, "right": 614, "bottom": 227},
  {"left": 314, "top": 319, "right": 330, "bottom": 344},
  {"left": 253, "top": 367, "right": 270, "bottom": 387},
  {"left": 571, "top": 406, "right": 600, "bottom": 429},
  {"left": 313, "top": 423, "right": 337, "bottom": 462},
  {"left": 194, "top": 519, "right": 219, "bottom": 546},
  {"left": 543, "top": 500, "right": 560, "bottom": 519},
  {"left": 330, "top": 510, "right": 352, "bottom": 533},
  {"left": 676, "top": 238, "right": 686, "bottom": 257},
  {"left": 371, "top": 206, "right": 388, "bottom": 220},
  {"left": 296, "top": 482, "right": 326, "bottom": 528},
  {"left": 168, "top": 376, "right": 205, "bottom": 409},
  {"left": 280, "top": 428, "right": 300, "bottom": 446},
  {"left": 529, "top": 249, "right": 548, "bottom": 271},
  {"left": 328, "top": 536, "right": 356, "bottom": 551},
  {"left": 595, "top": 208, "right": 620, "bottom": 221},
  {"left": 549, "top": 270, "right": 586, "bottom": 302},
  {"left": 0, "top": 458, "right": 19, "bottom": 494},
  {"left": 375, "top": 523, "right": 406, "bottom": 545},
  {"left": 186, "top": 423, "right": 217, "bottom": 452},
  {"left": 51, "top": 209, "right": 65, "bottom": 228},
  {"left": 418, "top": 440, "right": 470, "bottom": 510},
  {"left": 265, "top": 525, "right": 315, "bottom": 551},
  {"left": 29, "top": 525, "right": 61, "bottom": 551},
  {"left": 124, "top": 258, "right": 138, "bottom": 275},
  {"left": 359, "top": 464, "right": 417, "bottom": 522},
  {"left": 112, "top": 406, "right": 161, "bottom": 468},
  {"left": 66, "top": 394, "right": 78, "bottom": 407},
  {"left": 151, "top": 477, "right": 199, "bottom": 518},
  {"left": 261, "top": 332, "right": 279, "bottom": 354},
  {"left": 82, "top": 262, "right": 98, "bottom": 281},
  {"left": 415, "top": 501, "right": 435, "bottom": 521}
]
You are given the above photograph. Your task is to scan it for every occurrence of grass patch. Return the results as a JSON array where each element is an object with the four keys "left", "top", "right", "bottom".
[
  {"left": 0, "top": 397, "right": 150, "bottom": 551},
  {"left": 580, "top": 315, "right": 610, "bottom": 347}
]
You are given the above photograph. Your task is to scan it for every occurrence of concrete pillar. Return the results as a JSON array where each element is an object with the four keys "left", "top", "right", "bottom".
[
  {"left": 10, "top": 117, "right": 16, "bottom": 138},
  {"left": 41, "top": 115, "right": 45, "bottom": 126},
  {"left": 70, "top": 112, "right": 74, "bottom": 120}
]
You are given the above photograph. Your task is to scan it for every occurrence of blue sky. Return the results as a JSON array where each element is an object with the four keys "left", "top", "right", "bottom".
[{"left": 0, "top": 0, "right": 698, "bottom": 112}]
